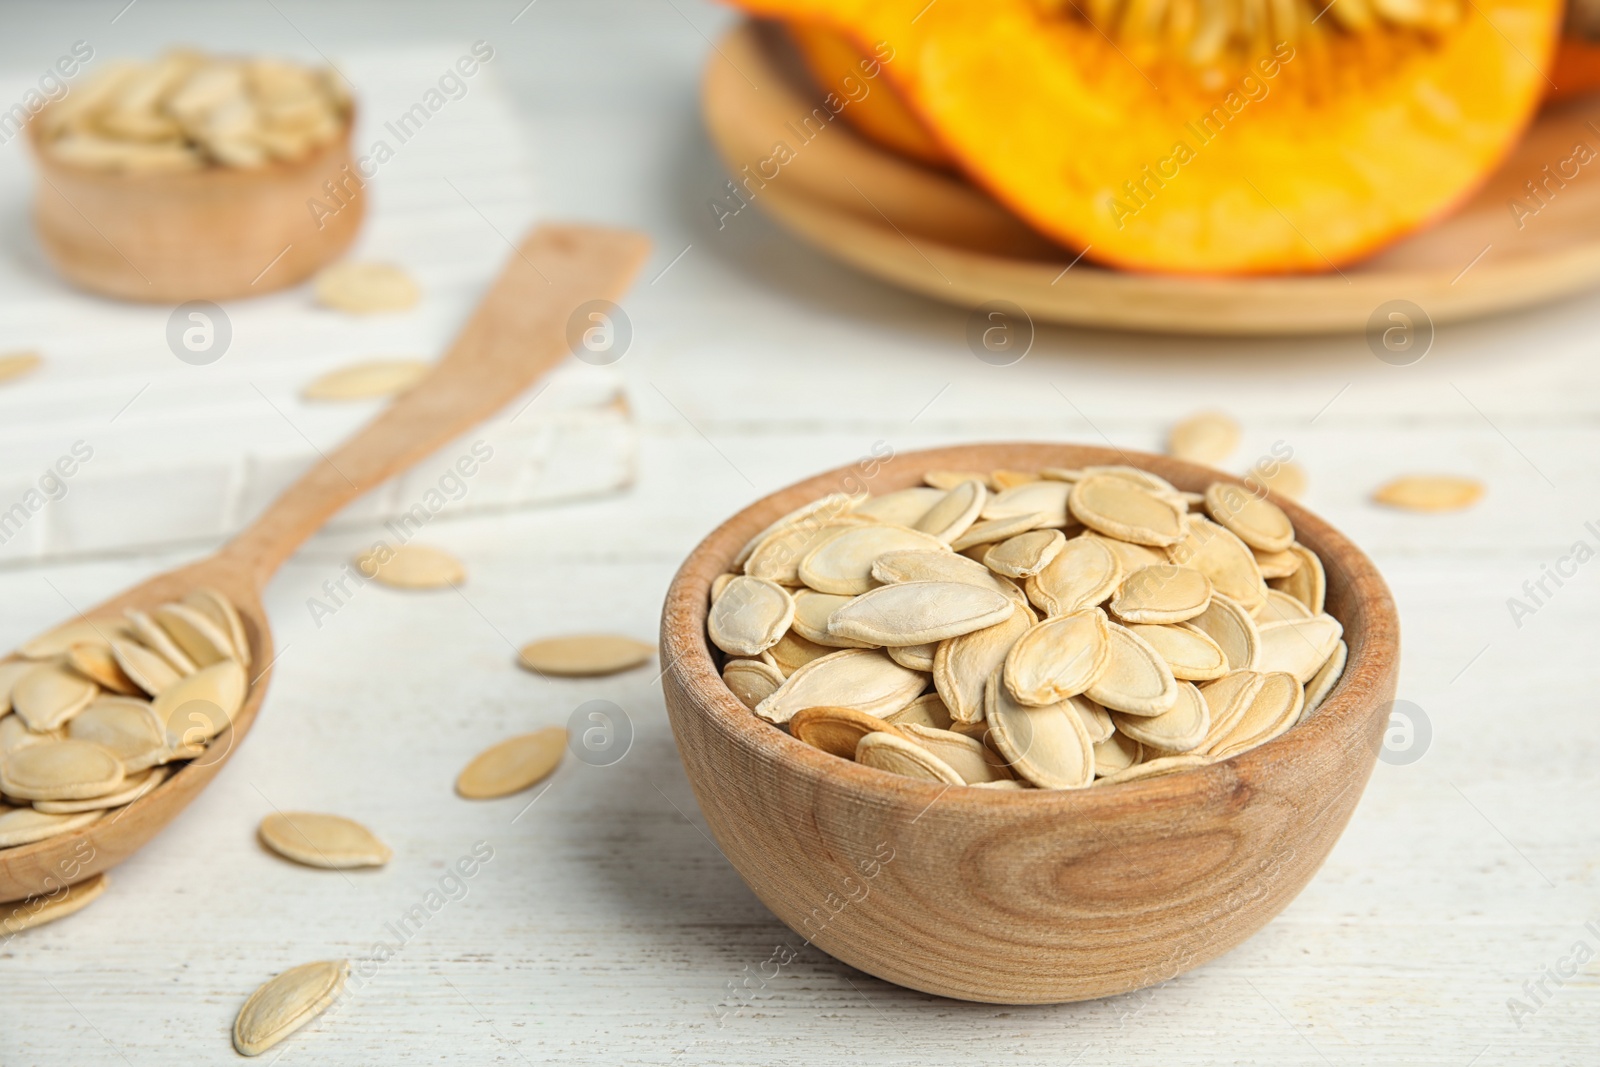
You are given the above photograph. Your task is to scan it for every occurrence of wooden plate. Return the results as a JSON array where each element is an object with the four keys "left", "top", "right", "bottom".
[{"left": 703, "top": 21, "right": 1600, "bottom": 335}]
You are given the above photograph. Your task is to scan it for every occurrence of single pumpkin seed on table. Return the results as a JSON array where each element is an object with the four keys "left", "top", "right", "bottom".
[
  {"left": 301, "top": 358, "right": 430, "bottom": 401},
  {"left": 456, "top": 727, "right": 567, "bottom": 799},
  {"left": 233, "top": 959, "right": 350, "bottom": 1057},
  {"left": 1167, "top": 410, "right": 1239, "bottom": 465},
  {"left": 518, "top": 634, "right": 655, "bottom": 677},
  {"left": 0, "top": 349, "right": 42, "bottom": 386},
  {"left": 259, "top": 812, "right": 392, "bottom": 869},
  {"left": 710, "top": 464, "right": 1348, "bottom": 790},
  {"left": 314, "top": 262, "right": 419, "bottom": 313},
  {"left": 1372, "top": 474, "right": 1484, "bottom": 512},
  {"left": 356, "top": 543, "right": 464, "bottom": 589}
]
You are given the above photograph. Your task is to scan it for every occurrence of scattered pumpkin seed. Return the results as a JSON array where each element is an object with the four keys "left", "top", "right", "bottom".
[
  {"left": 259, "top": 812, "right": 392, "bottom": 869},
  {"left": 233, "top": 959, "right": 349, "bottom": 1057},
  {"left": 456, "top": 727, "right": 567, "bottom": 799}
]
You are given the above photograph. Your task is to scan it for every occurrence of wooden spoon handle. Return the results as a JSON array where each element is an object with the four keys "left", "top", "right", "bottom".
[{"left": 222, "top": 224, "right": 651, "bottom": 586}]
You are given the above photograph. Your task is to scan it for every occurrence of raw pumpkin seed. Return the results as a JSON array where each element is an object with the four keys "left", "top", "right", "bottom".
[
  {"left": 314, "top": 262, "right": 419, "bottom": 314},
  {"left": 983, "top": 480, "right": 1070, "bottom": 526},
  {"left": 125, "top": 609, "right": 198, "bottom": 675},
  {"left": 931, "top": 601, "right": 1035, "bottom": 723},
  {"left": 898, "top": 723, "right": 1012, "bottom": 784},
  {"left": 913, "top": 478, "right": 986, "bottom": 542},
  {"left": 707, "top": 576, "right": 795, "bottom": 657},
  {"left": 1373, "top": 474, "right": 1484, "bottom": 512},
  {"left": 723, "top": 658, "right": 786, "bottom": 709},
  {"left": 983, "top": 529, "right": 1066, "bottom": 578},
  {"left": 356, "top": 543, "right": 464, "bottom": 589},
  {"left": 827, "top": 581, "right": 1012, "bottom": 646},
  {"left": 1196, "top": 671, "right": 1266, "bottom": 752},
  {"left": 301, "top": 358, "right": 429, "bottom": 401},
  {"left": 790, "top": 589, "right": 875, "bottom": 648},
  {"left": 799, "top": 524, "right": 947, "bottom": 595},
  {"left": 883, "top": 692, "right": 954, "bottom": 730},
  {"left": 11, "top": 664, "right": 98, "bottom": 732},
  {"left": 1302, "top": 639, "right": 1349, "bottom": 718},
  {"left": 1024, "top": 535, "right": 1122, "bottom": 616},
  {"left": 984, "top": 672, "right": 1094, "bottom": 789},
  {"left": 154, "top": 660, "right": 247, "bottom": 747},
  {"left": 1204, "top": 482, "right": 1295, "bottom": 553},
  {"left": 754, "top": 648, "right": 924, "bottom": 724},
  {"left": 1003, "top": 608, "right": 1110, "bottom": 705},
  {"left": 19, "top": 619, "right": 124, "bottom": 660},
  {"left": 0, "top": 740, "right": 124, "bottom": 801},
  {"left": 856, "top": 730, "right": 965, "bottom": 784},
  {"left": 233, "top": 960, "right": 349, "bottom": 1057},
  {"left": 1098, "top": 753, "right": 1211, "bottom": 785},
  {"left": 1084, "top": 622, "right": 1178, "bottom": 717},
  {"left": 517, "top": 634, "right": 655, "bottom": 677},
  {"left": 109, "top": 637, "right": 181, "bottom": 696},
  {"left": 0, "top": 350, "right": 42, "bottom": 386},
  {"left": 1167, "top": 411, "right": 1239, "bottom": 465},
  {"left": 1109, "top": 564, "right": 1212, "bottom": 624},
  {"left": 65, "top": 644, "right": 140, "bottom": 695},
  {"left": 871, "top": 548, "right": 1025, "bottom": 604},
  {"left": 1092, "top": 730, "right": 1142, "bottom": 776},
  {"left": 0, "top": 873, "right": 107, "bottom": 934},
  {"left": 1167, "top": 516, "right": 1267, "bottom": 612},
  {"left": 1183, "top": 593, "right": 1260, "bottom": 673},
  {"left": 1256, "top": 615, "right": 1344, "bottom": 683},
  {"left": 924, "top": 470, "right": 991, "bottom": 491},
  {"left": 790, "top": 705, "right": 904, "bottom": 758},
  {"left": 1126, "top": 623, "right": 1228, "bottom": 681},
  {"left": 258, "top": 811, "right": 392, "bottom": 869},
  {"left": 456, "top": 727, "right": 566, "bottom": 799},
  {"left": 1269, "top": 544, "right": 1326, "bottom": 614},
  {"left": 34, "top": 766, "right": 166, "bottom": 813},
  {"left": 1069, "top": 475, "right": 1186, "bottom": 546},
  {"left": 950, "top": 512, "right": 1050, "bottom": 552},
  {"left": 886, "top": 642, "right": 938, "bottom": 671},
  {"left": 152, "top": 603, "right": 237, "bottom": 667},
  {"left": 1113, "top": 680, "right": 1209, "bottom": 752},
  {"left": 184, "top": 587, "right": 252, "bottom": 667},
  {"left": 1208, "top": 672, "right": 1304, "bottom": 758},
  {"left": 0, "top": 806, "right": 102, "bottom": 847},
  {"left": 854, "top": 486, "right": 944, "bottom": 526}
]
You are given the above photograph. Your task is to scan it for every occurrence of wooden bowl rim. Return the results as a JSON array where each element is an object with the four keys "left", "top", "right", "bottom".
[
  {"left": 662, "top": 442, "right": 1399, "bottom": 813},
  {"left": 25, "top": 102, "right": 358, "bottom": 187}
]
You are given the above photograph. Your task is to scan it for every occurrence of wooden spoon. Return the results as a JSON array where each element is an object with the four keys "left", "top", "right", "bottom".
[{"left": 0, "top": 224, "right": 650, "bottom": 902}]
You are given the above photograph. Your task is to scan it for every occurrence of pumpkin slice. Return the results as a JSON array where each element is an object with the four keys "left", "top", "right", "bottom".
[
  {"left": 788, "top": 21, "right": 953, "bottom": 166},
  {"left": 739, "top": 0, "right": 1561, "bottom": 273}
]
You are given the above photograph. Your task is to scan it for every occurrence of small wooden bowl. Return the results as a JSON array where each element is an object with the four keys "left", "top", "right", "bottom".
[
  {"left": 27, "top": 119, "right": 364, "bottom": 303},
  {"left": 660, "top": 443, "right": 1399, "bottom": 1004}
]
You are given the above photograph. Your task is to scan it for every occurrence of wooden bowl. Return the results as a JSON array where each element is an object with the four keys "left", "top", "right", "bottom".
[
  {"left": 660, "top": 443, "right": 1399, "bottom": 1004},
  {"left": 27, "top": 118, "right": 364, "bottom": 303}
]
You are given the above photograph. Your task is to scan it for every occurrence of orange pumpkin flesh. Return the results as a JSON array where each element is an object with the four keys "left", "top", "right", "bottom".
[
  {"left": 727, "top": 0, "right": 1562, "bottom": 274},
  {"left": 1550, "top": 36, "right": 1600, "bottom": 100},
  {"left": 788, "top": 22, "right": 953, "bottom": 167}
]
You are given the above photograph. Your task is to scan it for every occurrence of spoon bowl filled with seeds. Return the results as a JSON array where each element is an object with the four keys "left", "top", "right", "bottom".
[
  {"left": 661, "top": 443, "right": 1399, "bottom": 1004},
  {"left": 0, "top": 224, "right": 649, "bottom": 906},
  {"left": 27, "top": 51, "right": 364, "bottom": 302}
]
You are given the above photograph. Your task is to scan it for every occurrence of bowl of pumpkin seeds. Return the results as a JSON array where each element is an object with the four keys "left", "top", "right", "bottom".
[{"left": 660, "top": 443, "right": 1398, "bottom": 1004}]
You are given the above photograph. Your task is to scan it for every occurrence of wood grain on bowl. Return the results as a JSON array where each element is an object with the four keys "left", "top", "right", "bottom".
[
  {"left": 27, "top": 117, "right": 364, "bottom": 303},
  {"left": 660, "top": 443, "right": 1398, "bottom": 1004}
]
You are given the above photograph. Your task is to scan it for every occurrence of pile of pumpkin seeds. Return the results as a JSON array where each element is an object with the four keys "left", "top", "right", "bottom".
[
  {"left": 37, "top": 51, "right": 350, "bottom": 173},
  {"left": 707, "top": 465, "right": 1347, "bottom": 789},
  {"left": 0, "top": 588, "right": 251, "bottom": 847}
]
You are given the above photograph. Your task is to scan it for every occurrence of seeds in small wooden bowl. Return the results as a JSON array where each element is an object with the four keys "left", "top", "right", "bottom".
[
  {"left": 704, "top": 465, "right": 1349, "bottom": 790},
  {"left": 0, "top": 587, "right": 254, "bottom": 856}
]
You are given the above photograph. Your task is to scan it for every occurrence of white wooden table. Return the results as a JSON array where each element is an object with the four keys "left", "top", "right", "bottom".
[{"left": 2, "top": 3, "right": 1598, "bottom": 1064}]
